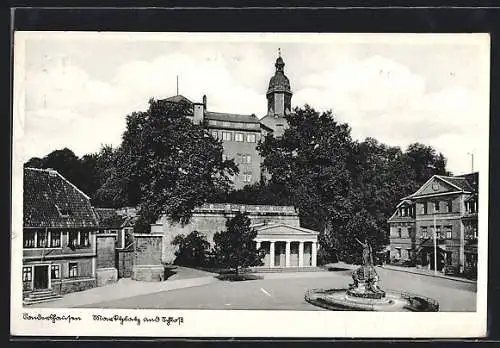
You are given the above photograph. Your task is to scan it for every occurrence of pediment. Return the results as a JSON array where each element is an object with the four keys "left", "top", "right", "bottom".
[
  {"left": 411, "top": 176, "right": 461, "bottom": 197},
  {"left": 253, "top": 223, "right": 319, "bottom": 237}
]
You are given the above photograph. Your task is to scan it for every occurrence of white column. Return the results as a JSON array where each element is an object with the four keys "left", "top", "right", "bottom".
[
  {"left": 298, "top": 241, "right": 304, "bottom": 267},
  {"left": 311, "top": 241, "right": 317, "bottom": 267},
  {"left": 269, "top": 241, "right": 275, "bottom": 268},
  {"left": 285, "top": 241, "right": 291, "bottom": 267}
]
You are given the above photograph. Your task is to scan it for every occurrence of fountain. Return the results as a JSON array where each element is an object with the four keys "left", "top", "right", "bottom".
[{"left": 305, "top": 238, "right": 439, "bottom": 312}]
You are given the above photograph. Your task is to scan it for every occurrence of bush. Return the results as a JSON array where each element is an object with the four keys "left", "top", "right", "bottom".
[{"left": 171, "top": 231, "right": 210, "bottom": 267}]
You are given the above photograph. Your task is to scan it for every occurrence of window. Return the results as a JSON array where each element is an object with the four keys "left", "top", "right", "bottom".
[
  {"left": 434, "top": 201, "right": 440, "bottom": 212},
  {"left": 447, "top": 200, "right": 453, "bottom": 213},
  {"left": 211, "top": 130, "right": 218, "bottom": 139},
  {"left": 68, "top": 231, "right": 78, "bottom": 247},
  {"left": 51, "top": 264, "right": 60, "bottom": 279},
  {"left": 421, "top": 226, "right": 428, "bottom": 239},
  {"left": 408, "top": 227, "right": 413, "bottom": 237},
  {"left": 235, "top": 133, "right": 244, "bottom": 142},
  {"left": 79, "top": 231, "right": 90, "bottom": 247},
  {"left": 436, "top": 226, "right": 442, "bottom": 239},
  {"left": 69, "top": 263, "right": 78, "bottom": 278},
  {"left": 423, "top": 202, "right": 428, "bottom": 215},
  {"left": 242, "top": 154, "right": 251, "bottom": 164},
  {"left": 23, "top": 267, "right": 32, "bottom": 282},
  {"left": 222, "top": 132, "right": 232, "bottom": 141},
  {"left": 395, "top": 248, "right": 401, "bottom": 259},
  {"left": 243, "top": 172, "right": 253, "bottom": 183},
  {"left": 50, "top": 231, "right": 61, "bottom": 247},
  {"left": 246, "top": 134, "right": 256, "bottom": 143},
  {"left": 444, "top": 225, "right": 452, "bottom": 239},
  {"left": 23, "top": 231, "right": 35, "bottom": 248},
  {"left": 397, "top": 228, "right": 402, "bottom": 238},
  {"left": 37, "top": 231, "right": 48, "bottom": 248}
]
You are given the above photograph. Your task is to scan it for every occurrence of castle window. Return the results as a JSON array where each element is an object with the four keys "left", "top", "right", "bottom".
[
  {"left": 222, "top": 132, "right": 232, "bottom": 141},
  {"left": 246, "top": 134, "right": 256, "bottom": 142},
  {"left": 243, "top": 172, "right": 253, "bottom": 183},
  {"left": 235, "top": 133, "right": 244, "bottom": 142}
]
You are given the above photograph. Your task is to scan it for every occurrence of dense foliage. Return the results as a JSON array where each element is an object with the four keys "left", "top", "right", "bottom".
[
  {"left": 171, "top": 231, "right": 211, "bottom": 267},
  {"left": 212, "top": 212, "right": 265, "bottom": 274},
  {"left": 257, "top": 105, "right": 449, "bottom": 264}
]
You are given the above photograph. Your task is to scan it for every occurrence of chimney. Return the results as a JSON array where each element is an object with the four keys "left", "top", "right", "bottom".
[
  {"left": 202, "top": 95, "right": 207, "bottom": 110},
  {"left": 193, "top": 102, "right": 204, "bottom": 125}
]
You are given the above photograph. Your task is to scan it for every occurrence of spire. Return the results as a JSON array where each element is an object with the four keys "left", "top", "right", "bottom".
[{"left": 275, "top": 48, "right": 285, "bottom": 72}]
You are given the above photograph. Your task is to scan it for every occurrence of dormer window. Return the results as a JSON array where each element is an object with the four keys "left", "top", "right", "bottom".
[{"left": 55, "top": 204, "right": 71, "bottom": 217}]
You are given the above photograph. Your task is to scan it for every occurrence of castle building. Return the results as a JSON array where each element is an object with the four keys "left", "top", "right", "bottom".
[
  {"left": 163, "top": 53, "right": 293, "bottom": 189},
  {"left": 387, "top": 172, "right": 478, "bottom": 278}
]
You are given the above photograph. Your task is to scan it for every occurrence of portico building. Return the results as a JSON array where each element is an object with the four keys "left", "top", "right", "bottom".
[{"left": 253, "top": 223, "right": 318, "bottom": 268}]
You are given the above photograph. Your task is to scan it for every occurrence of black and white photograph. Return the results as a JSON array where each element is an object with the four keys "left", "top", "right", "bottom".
[{"left": 11, "top": 32, "right": 489, "bottom": 337}]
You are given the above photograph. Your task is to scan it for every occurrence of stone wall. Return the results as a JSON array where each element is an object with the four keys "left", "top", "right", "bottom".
[
  {"left": 52, "top": 278, "right": 96, "bottom": 295},
  {"left": 96, "top": 234, "right": 116, "bottom": 269},
  {"left": 132, "top": 234, "right": 164, "bottom": 282},
  {"left": 152, "top": 203, "right": 301, "bottom": 264},
  {"left": 96, "top": 233, "right": 118, "bottom": 286}
]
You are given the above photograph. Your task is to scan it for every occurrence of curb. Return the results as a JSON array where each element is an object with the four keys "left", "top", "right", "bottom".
[{"left": 379, "top": 265, "right": 477, "bottom": 284}]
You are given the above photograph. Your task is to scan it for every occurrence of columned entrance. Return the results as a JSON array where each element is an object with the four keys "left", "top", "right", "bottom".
[{"left": 253, "top": 223, "right": 320, "bottom": 269}]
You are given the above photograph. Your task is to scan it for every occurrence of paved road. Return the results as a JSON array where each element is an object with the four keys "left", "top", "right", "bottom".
[{"left": 81, "top": 267, "right": 476, "bottom": 311}]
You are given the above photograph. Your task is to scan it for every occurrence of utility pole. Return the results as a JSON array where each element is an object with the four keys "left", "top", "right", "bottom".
[
  {"left": 468, "top": 152, "right": 474, "bottom": 173},
  {"left": 433, "top": 214, "right": 437, "bottom": 276},
  {"left": 176, "top": 75, "right": 179, "bottom": 95}
]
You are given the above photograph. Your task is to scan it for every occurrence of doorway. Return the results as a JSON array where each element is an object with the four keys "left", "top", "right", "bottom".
[{"left": 34, "top": 265, "right": 49, "bottom": 289}]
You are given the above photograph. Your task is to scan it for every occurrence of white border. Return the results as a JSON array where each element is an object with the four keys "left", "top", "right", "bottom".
[{"left": 11, "top": 32, "right": 490, "bottom": 338}]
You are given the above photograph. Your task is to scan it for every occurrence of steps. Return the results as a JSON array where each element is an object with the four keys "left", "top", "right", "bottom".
[{"left": 23, "top": 289, "right": 62, "bottom": 305}]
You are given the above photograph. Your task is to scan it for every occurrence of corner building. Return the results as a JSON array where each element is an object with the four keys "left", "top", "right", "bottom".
[
  {"left": 163, "top": 53, "right": 294, "bottom": 189},
  {"left": 387, "top": 173, "right": 479, "bottom": 278}
]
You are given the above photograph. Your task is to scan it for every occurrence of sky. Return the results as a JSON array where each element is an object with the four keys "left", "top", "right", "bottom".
[{"left": 15, "top": 32, "right": 490, "bottom": 175}]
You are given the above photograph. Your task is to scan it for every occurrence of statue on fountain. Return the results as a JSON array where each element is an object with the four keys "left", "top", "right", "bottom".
[{"left": 348, "top": 237, "right": 385, "bottom": 299}]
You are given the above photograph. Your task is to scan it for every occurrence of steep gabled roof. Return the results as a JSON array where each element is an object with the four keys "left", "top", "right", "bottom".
[
  {"left": 436, "top": 175, "right": 475, "bottom": 193},
  {"left": 24, "top": 168, "right": 99, "bottom": 229}
]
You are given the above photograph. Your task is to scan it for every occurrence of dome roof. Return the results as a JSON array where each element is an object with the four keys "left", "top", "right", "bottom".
[{"left": 267, "top": 56, "right": 292, "bottom": 95}]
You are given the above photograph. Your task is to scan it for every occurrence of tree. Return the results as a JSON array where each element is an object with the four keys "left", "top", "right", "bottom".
[
  {"left": 258, "top": 105, "right": 355, "bottom": 259},
  {"left": 24, "top": 157, "right": 44, "bottom": 168},
  {"left": 212, "top": 212, "right": 265, "bottom": 274},
  {"left": 171, "top": 231, "right": 211, "bottom": 267},
  {"left": 96, "top": 98, "right": 238, "bottom": 232}
]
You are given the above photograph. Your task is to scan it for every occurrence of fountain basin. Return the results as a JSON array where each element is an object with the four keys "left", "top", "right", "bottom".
[{"left": 305, "top": 288, "right": 439, "bottom": 312}]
